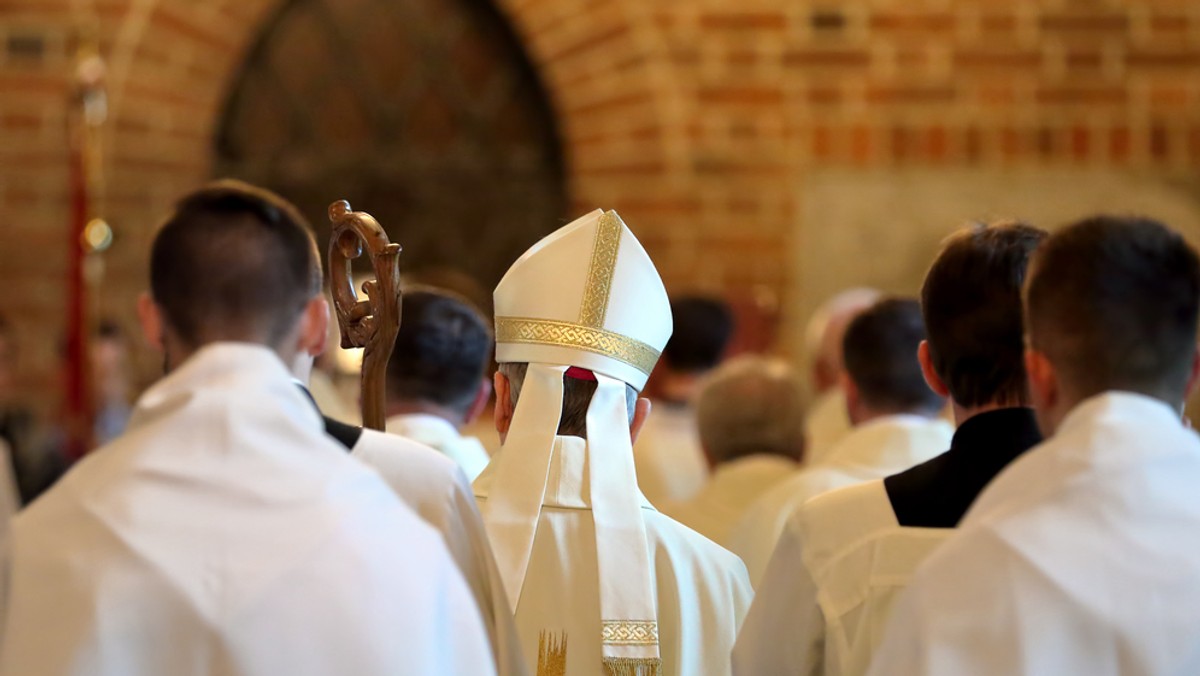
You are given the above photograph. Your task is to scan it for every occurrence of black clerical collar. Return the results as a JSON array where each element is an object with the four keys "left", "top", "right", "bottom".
[
  {"left": 884, "top": 407, "right": 1043, "bottom": 528},
  {"left": 294, "top": 383, "right": 363, "bottom": 452}
]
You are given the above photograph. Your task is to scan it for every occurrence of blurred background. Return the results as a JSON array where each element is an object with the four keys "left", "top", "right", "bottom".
[{"left": 2, "top": 0, "right": 1200, "bottom": 469}]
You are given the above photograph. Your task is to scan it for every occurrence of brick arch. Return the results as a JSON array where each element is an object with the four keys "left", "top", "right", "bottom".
[{"left": 101, "top": 0, "right": 682, "bottom": 237}]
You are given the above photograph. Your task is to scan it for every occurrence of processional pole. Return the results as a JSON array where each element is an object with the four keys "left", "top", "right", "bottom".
[
  {"left": 327, "top": 201, "right": 403, "bottom": 431},
  {"left": 63, "top": 30, "right": 108, "bottom": 457}
]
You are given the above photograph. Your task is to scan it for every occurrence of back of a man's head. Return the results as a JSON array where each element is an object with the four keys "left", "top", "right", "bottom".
[
  {"left": 807, "top": 288, "right": 882, "bottom": 393},
  {"left": 843, "top": 298, "right": 944, "bottom": 416},
  {"left": 697, "top": 356, "right": 805, "bottom": 467},
  {"left": 923, "top": 221, "right": 1047, "bottom": 409},
  {"left": 150, "top": 180, "right": 321, "bottom": 351},
  {"left": 1025, "top": 215, "right": 1200, "bottom": 408},
  {"left": 387, "top": 289, "right": 492, "bottom": 423},
  {"left": 661, "top": 296, "right": 734, "bottom": 374}
]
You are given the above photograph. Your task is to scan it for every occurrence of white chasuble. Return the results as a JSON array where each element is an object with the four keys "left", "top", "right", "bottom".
[
  {"left": 351, "top": 427, "right": 528, "bottom": 676},
  {"left": 0, "top": 344, "right": 496, "bottom": 676},
  {"left": 869, "top": 393, "right": 1200, "bottom": 676},
  {"left": 385, "top": 412, "right": 492, "bottom": 482},
  {"left": 475, "top": 435, "right": 752, "bottom": 676},
  {"left": 661, "top": 454, "right": 796, "bottom": 549},
  {"left": 633, "top": 403, "right": 708, "bottom": 506},
  {"left": 730, "top": 415, "right": 952, "bottom": 586},
  {"left": 733, "top": 480, "right": 947, "bottom": 676}
]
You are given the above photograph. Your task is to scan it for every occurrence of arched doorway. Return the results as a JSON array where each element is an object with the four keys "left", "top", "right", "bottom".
[{"left": 214, "top": 0, "right": 568, "bottom": 294}]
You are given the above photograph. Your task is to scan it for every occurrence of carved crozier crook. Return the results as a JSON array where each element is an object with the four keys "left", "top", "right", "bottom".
[{"left": 328, "top": 200, "right": 402, "bottom": 431}]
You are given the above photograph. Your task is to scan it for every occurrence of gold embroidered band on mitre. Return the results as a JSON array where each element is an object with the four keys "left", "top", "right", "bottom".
[
  {"left": 495, "top": 317, "right": 661, "bottom": 377},
  {"left": 578, "top": 210, "right": 623, "bottom": 328}
]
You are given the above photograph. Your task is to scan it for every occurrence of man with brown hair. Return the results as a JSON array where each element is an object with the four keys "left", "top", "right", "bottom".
[
  {"left": 0, "top": 181, "right": 496, "bottom": 676},
  {"left": 870, "top": 215, "right": 1200, "bottom": 675},
  {"left": 734, "top": 221, "right": 1047, "bottom": 675}
]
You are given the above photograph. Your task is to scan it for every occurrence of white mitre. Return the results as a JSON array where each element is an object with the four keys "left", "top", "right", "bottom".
[{"left": 485, "top": 209, "right": 672, "bottom": 676}]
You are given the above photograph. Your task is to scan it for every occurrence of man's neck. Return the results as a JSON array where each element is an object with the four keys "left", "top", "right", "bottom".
[
  {"left": 657, "top": 371, "right": 702, "bottom": 405},
  {"left": 850, "top": 405, "right": 936, "bottom": 427},
  {"left": 385, "top": 401, "right": 465, "bottom": 429},
  {"left": 951, "top": 400, "right": 1030, "bottom": 427}
]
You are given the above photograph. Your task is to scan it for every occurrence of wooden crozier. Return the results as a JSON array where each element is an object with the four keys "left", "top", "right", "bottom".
[{"left": 328, "top": 200, "right": 402, "bottom": 431}]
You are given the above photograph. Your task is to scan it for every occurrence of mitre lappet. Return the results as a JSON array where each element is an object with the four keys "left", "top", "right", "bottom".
[{"left": 483, "top": 208, "right": 672, "bottom": 675}]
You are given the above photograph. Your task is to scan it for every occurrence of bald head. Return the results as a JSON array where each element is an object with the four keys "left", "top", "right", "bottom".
[
  {"left": 697, "top": 356, "right": 806, "bottom": 468},
  {"left": 806, "top": 288, "right": 882, "bottom": 393}
]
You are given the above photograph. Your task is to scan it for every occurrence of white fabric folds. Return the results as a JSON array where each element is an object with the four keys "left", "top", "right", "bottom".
[
  {"left": 588, "top": 374, "right": 660, "bottom": 674},
  {"left": 485, "top": 208, "right": 672, "bottom": 675},
  {"left": 483, "top": 363, "right": 566, "bottom": 609}
]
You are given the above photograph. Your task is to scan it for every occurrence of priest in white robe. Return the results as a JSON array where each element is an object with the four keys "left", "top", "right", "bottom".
[
  {"left": 633, "top": 296, "right": 735, "bottom": 506},
  {"left": 869, "top": 215, "right": 1200, "bottom": 676},
  {"left": 384, "top": 288, "right": 494, "bottom": 481},
  {"left": 802, "top": 289, "right": 880, "bottom": 463},
  {"left": 661, "top": 356, "right": 803, "bottom": 548},
  {"left": 733, "top": 222, "right": 1047, "bottom": 676},
  {"left": 475, "top": 209, "right": 753, "bottom": 675},
  {"left": 295, "top": 351, "right": 526, "bottom": 675},
  {"left": 730, "top": 298, "right": 951, "bottom": 585},
  {"left": 0, "top": 181, "right": 495, "bottom": 675}
]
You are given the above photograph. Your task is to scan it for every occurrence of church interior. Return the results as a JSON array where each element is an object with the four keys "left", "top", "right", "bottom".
[
  {"left": 3, "top": 0, "right": 1200, "bottom": 430},
  {"left": 3, "top": 2, "right": 1200, "bottom": 675}
]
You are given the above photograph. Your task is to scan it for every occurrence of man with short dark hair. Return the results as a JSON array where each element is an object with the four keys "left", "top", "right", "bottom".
[
  {"left": 803, "top": 288, "right": 882, "bottom": 463},
  {"left": 384, "top": 288, "right": 493, "bottom": 481},
  {"left": 730, "top": 298, "right": 951, "bottom": 585},
  {"left": 662, "top": 356, "right": 805, "bottom": 548},
  {"left": 734, "top": 221, "right": 1047, "bottom": 675},
  {"left": 634, "top": 295, "right": 735, "bottom": 506},
  {"left": 0, "top": 180, "right": 497, "bottom": 675},
  {"left": 869, "top": 215, "right": 1200, "bottom": 675}
]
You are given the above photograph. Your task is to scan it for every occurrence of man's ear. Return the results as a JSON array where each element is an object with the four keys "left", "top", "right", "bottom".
[
  {"left": 630, "top": 397, "right": 652, "bottom": 445},
  {"left": 137, "top": 292, "right": 164, "bottom": 351},
  {"left": 840, "top": 371, "right": 862, "bottom": 424},
  {"left": 918, "top": 340, "right": 951, "bottom": 398},
  {"left": 1185, "top": 344, "right": 1200, "bottom": 400},
  {"left": 493, "top": 371, "right": 514, "bottom": 440},
  {"left": 1024, "top": 348, "right": 1057, "bottom": 415},
  {"left": 297, "top": 296, "right": 330, "bottom": 358},
  {"left": 464, "top": 377, "right": 493, "bottom": 426}
]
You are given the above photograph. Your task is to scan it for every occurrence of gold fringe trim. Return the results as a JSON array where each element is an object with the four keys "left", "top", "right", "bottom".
[
  {"left": 603, "top": 656, "right": 662, "bottom": 676},
  {"left": 537, "top": 631, "right": 568, "bottom": 676}
]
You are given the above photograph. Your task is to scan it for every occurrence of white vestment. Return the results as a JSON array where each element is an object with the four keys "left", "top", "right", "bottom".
[
  {"left": 661, "top": 454, "right": 796, "bottom": 549},
  {"left": 0, "top": 440, "right": 16, "bottom": 546},
  {"left": 730, "top": 415, "right": 952, "bottom": 586},
  {"left": 804, "top": 388, "right": 851, "bottom": 464},
  {"left": 475, "top": 435, "right": 753, "bottom": 676},
  {"left": 385, "top": 412, "right": 492, "bottom": 482},
  {"left": 869, "top": 393, "right": 1200, "bottom": 676},
  {"left": 633, "top": 402, "right": 708, "bottom": 506},
  {"left": 350, "top": 427, "right": 527, "bottom": 676},
  {"left": 0, "top": 344, "right": 496, "bottom": 676},
  {"left": 734, "top": 480, "right": 945, "bottom": 676}
]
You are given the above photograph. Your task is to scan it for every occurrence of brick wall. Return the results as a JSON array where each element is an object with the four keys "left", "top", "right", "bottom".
[{"left": 2, "top": 0, "right": 1200, "bottom": 414}]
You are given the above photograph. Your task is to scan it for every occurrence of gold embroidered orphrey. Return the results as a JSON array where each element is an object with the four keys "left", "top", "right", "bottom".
[
  {"left": 601, "top": 620, "right": 659, "bottom": 645},
  {"left": 495, "top": 317, "right": 660, "bottom": 377},
  {"left": 537, "top": 631, "right": 568, "bottom": 676},
  {"left": 578, "top": 210, "right": 623, "bottom": 327}
]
